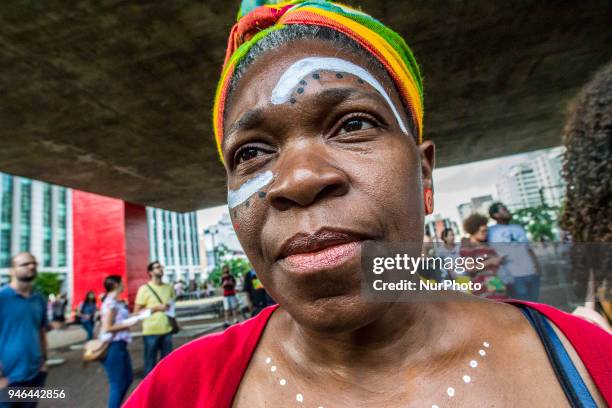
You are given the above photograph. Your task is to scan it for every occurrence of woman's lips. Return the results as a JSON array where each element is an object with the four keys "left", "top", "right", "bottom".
[{"left": 281, "top": 241, "right": 362, "bottom": 273}]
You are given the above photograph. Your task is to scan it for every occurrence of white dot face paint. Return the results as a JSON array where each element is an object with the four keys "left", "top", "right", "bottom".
[
  {"left": 479, "top": 349, "right": 486, "bottom": 356},
  {"left": 296, "top": 393, "right": 304, "bottom": 403},
  {"left": 227, "top": 170, "right": 274, "bottom": 209},
  {"left": 463, "top": 375, "right": 471, "bottom": 383},
  {"left": 271, "top": 365, "right": 277, "bottom": 372},
  {"left": 265, "top": 357, "right": 271, "bottom": 364},
  {"left": 270, "top": 57, "right": 409, "bottom": 135},
  {"left": 483, "top": 341, "right": 490, "bottom": 348},
  {"left": 447, "top": 387, "right": 455, "bottom": 397},
  {"left": 280, "top": 379, "right": 286, "bottom": 386},
  {"left": 470, "top": 360, "right": 478, "bottom": 368}
]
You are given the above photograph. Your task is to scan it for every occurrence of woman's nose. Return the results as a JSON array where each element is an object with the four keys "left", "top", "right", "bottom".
[{"left": 267, "top": 144, "right": 349, "bottom": 211}]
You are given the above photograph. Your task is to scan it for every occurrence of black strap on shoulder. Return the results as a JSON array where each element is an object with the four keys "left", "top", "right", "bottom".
[{"left": 146, "top": 284, "right": 164, "bottom": 304}]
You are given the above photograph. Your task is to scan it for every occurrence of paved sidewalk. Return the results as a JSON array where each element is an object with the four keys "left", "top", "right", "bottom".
[
  {"left": 47, "top": 297, "right": 232, "bottom": 350},
  {"left": 40, "top": 321, "right": 226, "bottom": 408},
  {"left": 47, "top": 326, "right": 88, "bottom": 350}
]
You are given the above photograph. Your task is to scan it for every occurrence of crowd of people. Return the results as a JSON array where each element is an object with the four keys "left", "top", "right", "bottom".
[
  {"left": 426, "top": 202, "right": 541, "bottom": 301},
  {"left": 0, "top": 252, "right": 275, "bottom": 407}
]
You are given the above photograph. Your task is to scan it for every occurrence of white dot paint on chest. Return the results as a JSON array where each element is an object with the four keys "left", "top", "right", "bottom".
[
  {"left": 227, "top": 170, "right": 274, "bottom": 209},
  {"left": 270, "top": 57, "right": 410, "bottom": 136},
  {"left": 263, "top": 342, "right": 491, "bottom": 407}
]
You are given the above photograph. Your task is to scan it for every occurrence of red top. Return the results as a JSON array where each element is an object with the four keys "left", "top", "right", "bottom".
[
  {"left": 124, "top": 301, "right": 611, "bottom": 407},
  {"left": 221, "top": 275, "right": 236, "bottom": 297}
]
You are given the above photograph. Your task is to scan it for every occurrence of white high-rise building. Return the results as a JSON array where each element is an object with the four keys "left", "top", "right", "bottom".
[
  {"left": 496, "top": 149, "right": 565, "bottom": 210},
  {"left": 497, "top": 163, "right": 542, "bottom": 210},
  {"left": 0, "top": 173, "right": 72, "bottom": 289},
  {"left": 532, "top": 150, "right": 565, "bottom": 206},
  {"left": 202, "top": 212, "right": 245, "bottom": 274},
  {"left": 147, "top": 208, "right": 201, "bottom": 283}
]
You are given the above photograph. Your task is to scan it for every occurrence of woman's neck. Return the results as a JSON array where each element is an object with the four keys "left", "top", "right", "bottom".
[
  {"left": 469, "top": 237, "right": 483, "bottom": 246},
  {"left": 281, "top": 301, "right": 454, "bottom": 374}
]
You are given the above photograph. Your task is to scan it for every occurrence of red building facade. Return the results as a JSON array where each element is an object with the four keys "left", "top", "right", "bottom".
[{"left": 72, "top": 191, "right": 149, "bottom": 307}]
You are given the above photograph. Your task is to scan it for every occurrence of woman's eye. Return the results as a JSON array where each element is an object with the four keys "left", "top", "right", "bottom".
[
  {"left": 235, "top": 146, "right": 264, "bottom": 165},
  {"left": 339, "top": 118, "right": 375, "bottom": 134}
]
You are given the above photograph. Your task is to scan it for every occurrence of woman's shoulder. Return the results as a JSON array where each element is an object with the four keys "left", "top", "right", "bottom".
[
  {"left": 100, "top": 296, "right": 116, "bottom": 310},
  {"left": 124, "top": 305, "right": 278, "bottom": 407},
  {"left": 506, "top": 300, "right": 611, "bottom": 341},
  {"left": 503, "top": 300, "right": 612, "bottom": 403}
]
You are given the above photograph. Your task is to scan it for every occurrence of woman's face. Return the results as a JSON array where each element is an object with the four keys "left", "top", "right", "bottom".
[
  {"left": 444, "top": 230, "right": 455, "bottom": 245},
  {"left": 474, "top": 225, "right": 488, "bottom": 243},
  {"left": 223, "top": 39, "right": 434, "bottom": 330}
]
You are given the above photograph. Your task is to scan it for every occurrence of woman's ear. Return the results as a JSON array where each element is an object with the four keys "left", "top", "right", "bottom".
[{"left": 419, "top": 141, "right": 435, "bottom": 214}]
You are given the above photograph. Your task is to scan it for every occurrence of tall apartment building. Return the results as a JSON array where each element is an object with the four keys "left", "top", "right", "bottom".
[
  {"left": 496, "top": 164, "right": 541, "bottom": 210},
  {"left": 496, "top": 149, "right": 565, "bottom": 211},
  {"left": 147, "top": 208, "right": 201, "bottom": 283},
  {"left": 0, "top": 174, "right": 72, "bottom": 288},
  {"left": 532, "top": 150, "right": 565, "bottom": 206}
]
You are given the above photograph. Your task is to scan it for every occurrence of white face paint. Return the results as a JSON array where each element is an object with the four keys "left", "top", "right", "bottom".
[
  {"left": 227, "top": 170, "right": 274, "bottom": 209},
  {"left": 270, "top": 57, "right": 409, "bottom": 135}
]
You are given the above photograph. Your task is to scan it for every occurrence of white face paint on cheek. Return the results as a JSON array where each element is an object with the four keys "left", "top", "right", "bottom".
[
  {"left": 270, "top": 56, "right": 409, "bottom": 135},
  {"left": 227, "top": 170, "right": 274, "bottom": 209}
]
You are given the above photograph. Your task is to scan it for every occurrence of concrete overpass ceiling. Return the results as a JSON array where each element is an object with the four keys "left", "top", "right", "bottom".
[{"left": 0, "top": 1, "right": 610, "bottom": 211}]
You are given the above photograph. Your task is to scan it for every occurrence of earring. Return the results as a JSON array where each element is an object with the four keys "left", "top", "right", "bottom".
[{"left": 424, "top": 187, "right": 434, "bottom": 215}]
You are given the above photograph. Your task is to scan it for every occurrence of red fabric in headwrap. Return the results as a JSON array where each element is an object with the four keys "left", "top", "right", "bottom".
[{"left": 224, "top": 5, "right": 293, "bottom": 66}]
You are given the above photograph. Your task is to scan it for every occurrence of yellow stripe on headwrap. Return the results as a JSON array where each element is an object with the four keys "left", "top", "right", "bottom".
[{"left": 213, "top": 0, "right": 424, "bottom": 164}]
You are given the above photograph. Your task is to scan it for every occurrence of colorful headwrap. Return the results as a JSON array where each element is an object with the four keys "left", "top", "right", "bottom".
[{"left": 213, "top": 0, "right": 424, "bottom": 161}]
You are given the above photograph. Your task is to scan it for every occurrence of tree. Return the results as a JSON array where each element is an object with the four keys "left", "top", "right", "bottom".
[
  {"left": 512, "top": 204, "right": 559, "bottom": 242},
  {"left": 34, "top": 272, "right": 62, "bottom": 298},
  {"left": 208, "top": 257, "right": 252, "bottom": 286}
]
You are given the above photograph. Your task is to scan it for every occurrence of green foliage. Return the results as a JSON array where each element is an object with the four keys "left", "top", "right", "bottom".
[
  {"left": 512, "top": 205, "right": 559, "bottom": 242},
  {"left": 208, "top": 257, "right": 252, "bottom": 286},
  {"left": 34, "top": 272, "right": 62, "bottom": 298}
]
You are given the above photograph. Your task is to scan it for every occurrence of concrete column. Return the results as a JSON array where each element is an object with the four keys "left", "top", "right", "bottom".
[
  {"left": 10, "top": 178, "right": 21, "bottom": 257},
  {"left": 29, "top": 181, "right": 43, "bottom": 262},
  {"left": 72, "top": 191, "right": 149, "bottom": 308}
]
